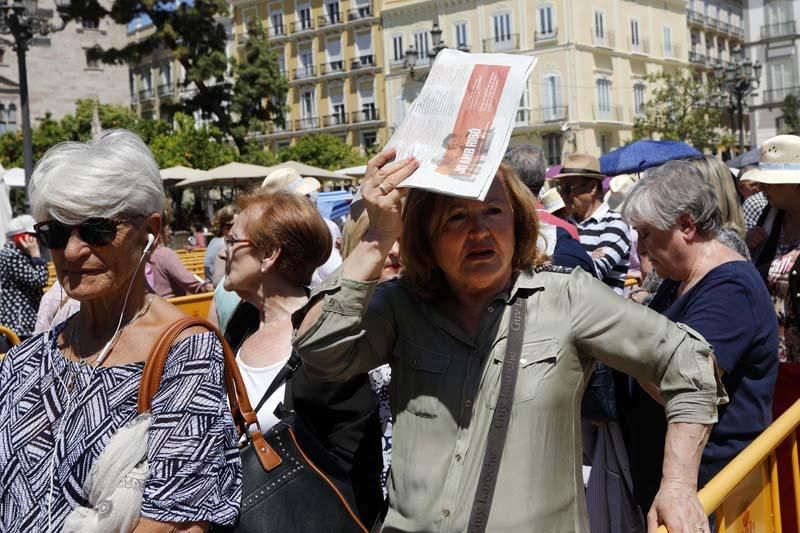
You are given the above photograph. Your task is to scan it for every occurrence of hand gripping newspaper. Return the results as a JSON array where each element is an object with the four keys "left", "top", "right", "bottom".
[{"left": 387, "top": 49, "right": 537, "bottom": 200}]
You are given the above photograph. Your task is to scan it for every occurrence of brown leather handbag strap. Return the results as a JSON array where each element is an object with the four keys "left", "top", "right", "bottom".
[{"left": 136, "top": 316, "right": 282, "bottom": 471}]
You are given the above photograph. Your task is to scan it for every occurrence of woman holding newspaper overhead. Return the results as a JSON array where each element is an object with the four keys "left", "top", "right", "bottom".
[{"left": 293, "top": 147, "right": 727, "bottom": 532}]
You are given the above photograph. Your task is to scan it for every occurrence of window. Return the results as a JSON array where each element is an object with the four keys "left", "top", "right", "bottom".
[
  {"left": 325, "top": 1, "right": 340, "bottom": 24},
  {"left": 414, "top": 30, "right": 430, "bottom": 63},
  {"left": 160, "top": 64, "right": 172, "bottom": 86},
  {"left": 81, "top": 18, "right": 99, "bottom": 30},
  {"left": 493, "top": 13, "right": 512, "bottom": 43},
  {"left": 85, "top": 48, "right": 99, "bottom": 69},
  {"left": 543, "top": 134, "right": 562, "bottom": 166},
  {"left": 766, "top": 0, "right": 792, "bottom": 26},
  {"left": 630, "top": 18, "right": 640, "bottom": 46},
  {"left": 633, "top": 83, "right": 646, "bottom": 117},
  {"left": 594, "top": 11, "right": 605, "bottom": 39},
  {"left": 361, "top": 131, "right": 378, "bottom": 150},
  {"left": 516, "top": 86, "right": 530, "bottom": 125},
  {"left": 542, "top": 74, "right": 562, "bottom": 121},
  {"left": 275, "top": 49, "right": 286, "bottom": 76},
  {"left": 768, "top": 60, "right": 795, "bottom": 100},
  {"left": 270, "top": 11, "right": 284, "bottom": 35},
  {"left": 454, "top": 22, "right": 468, "bottom": 49},
  {"left": 297, "top": 5, "right": 312, "bottom": 30},
  {"left": 143, "top": 70, "right": 152, "bottom": 92},
  {"left": 355, "top": 30, "right": 373, "bottom": 65},
  {"left": 600, "top": 134, "right": 609, "bottom": 155},
  {"left": 300, "top": 89, "right": 316, "bottom": 127},
  {"left": 326, "top": 37, "right": 342, "bottom": 70},
  {"left": 596, "top": 78, "right": 611, "bottom": 115},
  {"left": 298, "top": 45, "right": 313, "bottom": 78},
  {"left": 663, "top": 26, "right": 672, "bottom": 53},
  {"left": 359, "top": 81, "right": 376, "bottom": 120},
  {"left": 538, "top": 5, "right": 554, "bottom": 36},
  {"left": 242, "top": 7, "right": 256, "bottom": 31},
  {"left": 329, "top": 85, "right": 345, "bottom": 124},
  {"left": 392, "top": 34, "right": 404, "bottom": 63},
  {"left": 0, "top": 104, "right": 6, "bottom": 134}
]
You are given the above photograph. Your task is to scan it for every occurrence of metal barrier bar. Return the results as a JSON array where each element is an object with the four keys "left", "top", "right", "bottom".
[
  {"left": 792, "top": 433, "right": 800, "bottom": 532},
  {"left": 771, "top": 451, "right": 783, "bottom": 532}
]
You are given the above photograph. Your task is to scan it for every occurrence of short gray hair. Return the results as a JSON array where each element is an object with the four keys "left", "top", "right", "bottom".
[
  {"left": 622, "top": 160, "right": 722, "bottom": 235},
  {"left": 504, "top": 145, "right": 547, "bottom": 196},
  {"left": 29, "top": 129, "right": 164, "bottom": 224}
]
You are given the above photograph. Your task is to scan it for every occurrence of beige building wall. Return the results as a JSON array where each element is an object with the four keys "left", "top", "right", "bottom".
[
  {"left": 232, "top": 0, "right": 386, "bottom": 153},
  {"left": 383, "top": 0, "right": 690, "bottom": 163}
]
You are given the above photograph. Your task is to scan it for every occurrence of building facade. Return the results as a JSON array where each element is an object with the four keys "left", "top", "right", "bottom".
[
  {"left": 687, "top": 0, "right": 744, "bottom": 71},
  {"left": 745, "top": 0, "right": 800, "bottom": 144},
  {"left": 382, "top": 0, "right": 691, "bottom": 162},
  {"left": 0, "top": 0, "right": 129, "bottom": 132},
  {"left": 231, "top": 0, "right": 386, "bottom": 152}
]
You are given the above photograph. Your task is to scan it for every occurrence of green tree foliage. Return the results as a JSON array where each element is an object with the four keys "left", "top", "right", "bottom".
[
  {"left": 63, "top": 1, "right": 288, "bottom": 152},
  {"left": 781, "top": 94, "right": 800, "bottom": 134},
  {"left": 148, "top": 113, "right": 236, "bottom": 169},
  {"left": 279, "top": 134, "right": 366, "bottom": 170},
  {"left": 633, "top": 72, "right": 723, "bottom": 150}
]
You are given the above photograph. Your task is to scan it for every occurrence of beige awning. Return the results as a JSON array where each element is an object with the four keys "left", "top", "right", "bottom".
[
  {"left": 176, "top": 162, "right": 274, "bottom": 187},
  {"left": 269, "top": 161, "right": 354, "bottom": 180},
  {"left": 335, "top": 164, "right": 367, "bottom": 178},
  {"left": 160, "top": 165, "right": 208, "bottom": 182}
]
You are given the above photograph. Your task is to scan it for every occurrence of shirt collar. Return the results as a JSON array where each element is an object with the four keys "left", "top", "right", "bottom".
[
  {"left": 497, "top": 269, "right": 546, "bottom": 304},
  {"left": 579, "top": 201, "right": 611, "bottom": 226}
]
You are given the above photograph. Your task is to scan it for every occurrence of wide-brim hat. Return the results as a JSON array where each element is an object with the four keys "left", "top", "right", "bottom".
[
  {"left": 6, "top": 214, "right": 36, "bottom": 238},
  {"left": 540, "top": 187, "right": 566, "bottom": 214},
  {"left": 261, "top": 167, "right": 321, "bottom": 195},
  {"left": 743, "top": 135, "right": 800, "bottom": 185},
  {"left": 605, "top": 174, "right": 637, "bottom": 212},
  {"left": 551, "top": 153, "right": 605, "bottom": 180}
]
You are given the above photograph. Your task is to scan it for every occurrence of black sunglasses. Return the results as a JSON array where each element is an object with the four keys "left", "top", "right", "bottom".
[
  {"left": 34, "top": 218, "right": 129, "bottom": 249},
  {"left": 556, "top": 179, "right": 595, "bottom": 196}
]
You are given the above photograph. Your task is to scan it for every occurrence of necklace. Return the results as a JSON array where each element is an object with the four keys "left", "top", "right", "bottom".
[{"left": 70, "top": 294, "right": 154, "bottom": 366}]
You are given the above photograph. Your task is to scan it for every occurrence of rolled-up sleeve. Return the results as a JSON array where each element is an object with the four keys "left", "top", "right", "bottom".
[
  {"left": 293, "top": 267, "right": 397, "bottom": 382},
  {"left": 566, "top": 268, "right": 727, "bottom": 425}
]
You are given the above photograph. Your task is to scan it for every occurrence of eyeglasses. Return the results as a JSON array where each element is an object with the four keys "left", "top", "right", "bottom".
[
  {"left": 224, "top": 237, "right": 253, "bottom": 253},
  {"left": 34, "top": 218, "right": 131, "bottom": 249},
  {"left": 556, "top": 180, "right": 594, "bottom": 196}
]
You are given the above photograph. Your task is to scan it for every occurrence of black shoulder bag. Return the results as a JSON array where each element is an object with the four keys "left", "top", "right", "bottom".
[
  {"left": 230, "top": 352, "right": 370, "bottom": 533},
  {"left": 467, "top": 295, "right": 528, "bottom": 533}
]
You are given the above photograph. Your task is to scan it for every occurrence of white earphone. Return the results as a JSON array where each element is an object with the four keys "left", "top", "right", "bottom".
[{"left": 144, "top": 233, "right": 155, "bottom": 254}]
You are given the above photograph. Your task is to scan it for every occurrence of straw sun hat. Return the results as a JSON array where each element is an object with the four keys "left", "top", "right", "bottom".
[
  {"left": 261, "top": 167, "right": 321, "bottom": 195},
  {"left": 744, "top": 135, "right": 800, "bottom": 185}
]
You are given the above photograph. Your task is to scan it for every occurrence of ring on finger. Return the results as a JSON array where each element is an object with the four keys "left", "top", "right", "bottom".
[
  {"left": 694, "top": 524, "right": 705, "bottom": 533},
  {"left": 378, "top": 183, "right": 390, "bottom": 195}
]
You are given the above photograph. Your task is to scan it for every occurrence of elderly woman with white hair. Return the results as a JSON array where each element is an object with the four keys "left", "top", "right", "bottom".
[
  {"left": 0, "top": 130, "right": 241, "bottom": 532},
  {"left": 620, "top": 160, "right": 778, "bottom": 515}
]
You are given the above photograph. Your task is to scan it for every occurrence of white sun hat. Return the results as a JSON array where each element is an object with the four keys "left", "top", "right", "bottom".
[
  {"left": 540, "top": 187, "right": 566, "bottom": 214},
  {"left": 745, "top": 134, "right": 800, "bottom": 184},
  {"left": 261, "top": 167, "right": 321, "bottom": 195},
  {"left": 605, "top": 174, "right": 638, "bottom": 212}
]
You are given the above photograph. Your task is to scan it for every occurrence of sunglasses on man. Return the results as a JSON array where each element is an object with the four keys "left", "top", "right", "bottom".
[
  {"left": 556, "top": 179, "right": 596, "bottom": 196},
  {"left": 34, "top": 217, "right": 140, "bottom": 249}
]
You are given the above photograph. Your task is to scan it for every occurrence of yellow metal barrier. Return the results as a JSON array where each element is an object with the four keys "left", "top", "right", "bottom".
[
  {"left": 0, "top": 324, "right": 20, "bottom": 359},
  {"left": 656, "top": 399, "right": 800, "bottom": 532},
  {"left": 167, "top": 292, "right": 213, "bottom": 319}
]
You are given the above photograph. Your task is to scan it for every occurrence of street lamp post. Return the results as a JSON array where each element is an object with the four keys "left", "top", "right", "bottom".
[
  {"left": 403, "top": 15, "right": 467, "bottom": 79},
  {"left": 714, "top": 49, "right": 762, "bottom": 155},
  {"left": 0, "top": 0, "right": 70, "bottom": 211}
]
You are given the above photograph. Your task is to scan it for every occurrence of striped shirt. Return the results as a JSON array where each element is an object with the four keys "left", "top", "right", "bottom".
[{"left": 573, "top": 202, "right": 631, "bottom": 294}]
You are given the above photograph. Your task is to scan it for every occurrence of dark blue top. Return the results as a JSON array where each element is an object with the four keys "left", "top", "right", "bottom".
[
  {"left": 552, "top": 227, "right": 596, "bottom": 277},
  {"left": 624, "top": 260, "right": 778, "bottom": 509}
]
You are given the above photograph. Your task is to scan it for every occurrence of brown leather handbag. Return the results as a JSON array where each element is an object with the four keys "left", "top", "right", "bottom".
[{"left": 140, "top": 317, "right": 368, "bottom": 533}]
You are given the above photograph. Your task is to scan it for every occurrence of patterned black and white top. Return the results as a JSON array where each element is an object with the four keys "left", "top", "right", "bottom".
[
  {"left": 0, "top": 241, "right": 48, "bottom": 337},
  {"left": 0, "top": 319, "right": 242, "bottom": 532}
]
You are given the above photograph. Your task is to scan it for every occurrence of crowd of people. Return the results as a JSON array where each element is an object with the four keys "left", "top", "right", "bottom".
[{"left": 0, "top": 127, "right": 796, "bottom": 533}]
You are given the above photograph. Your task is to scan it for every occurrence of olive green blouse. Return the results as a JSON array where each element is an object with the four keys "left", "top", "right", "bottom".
[{"left": 293, "top": 266, "right": 727, "bottom": 532}]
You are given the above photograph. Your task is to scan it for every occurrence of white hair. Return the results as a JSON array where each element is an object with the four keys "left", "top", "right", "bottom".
[
  {"left": 622, "top": 160, "right": 722, "bottom": 235},
  {"left": 29, "top": 129, "right": 164, "bottom": 224}
]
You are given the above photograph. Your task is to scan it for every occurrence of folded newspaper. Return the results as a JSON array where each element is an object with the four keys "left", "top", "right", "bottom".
[{"left": 387, "top": 49, "right": 537, "bottom": 201}]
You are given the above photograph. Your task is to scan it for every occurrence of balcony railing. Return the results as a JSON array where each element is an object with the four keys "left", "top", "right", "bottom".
[
  {"left": 348, "top": 3, "right": 374, "bottom": 21},
  {"left": 689, "top": 50, "right": 707, "bottom": 65},
  {"left": 351, "top": 54, "right": 375, "bottom": 70},
  {"left": 535, "top": 28, "right": 558, "bottom": 43},
  {"left": 705, "top": 15, "right": 719, "bottom": 29},
  {"left": 322, "top": 113, "right": 349, "bottom": 127},
  {"left": 514, "top": 108, "right": 530, "bottom": 126},
  {"left": 295, "top": 117, "right": 320, "bottom": 130},
  {"left": 629, "top": 39, "right": 650, "bottom": 55},
  {"left": 318, "top": 12, "right": 342, "bottom": 28},
  {"left": 268, "top": 24, "right": 285, "bottom": 38},
  {"left": 536, "top": 105, "right": 569, "bottom": 123},
  {"left": 662, "top": 44, "right": 680, "bottom": 59},
  {"left": 593, "top": 105, "right": 623, "bottom": 122},
  {"left": 633, "top": 105, "right": 646, "bottom": 119},
  {"left": 293, "top": 65, "right": 316, "bottom": 80},
  {"left": 687, "top": 8, "right": 705, "bottom": 24},
  {"left": 352, "top": 108, "right": 380, "bottom": 123},
  {"left": 763, "top": 86, "right": 800, "bottom": 104},
  {"left": 762, "top": 21, "right": 797, "bottom": 40},
  {"left": 591, "top": 29, "right": 615, "bottom": 48},
  {"left": 139, "top": 88, "right": 154, "bottom": 101},
  {"left": 290, "top": 19, "right": 315, "bottom": 33},
  {"left": 319, "top": 61, "right": 345, "bottom": 75},
  {"left": 157, "top": 84, "right": 173, "bottom": 97},
  {"left": 482, "top": 34, "right": 520, "bottom": 53}
]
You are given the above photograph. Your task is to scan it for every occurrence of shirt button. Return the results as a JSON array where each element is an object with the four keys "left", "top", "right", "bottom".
[
  {"left": 464, "top": 400, "right": 472, "bottom": 408},
  {"left": 455, "top": 454, "right": 462, "bottom": 462},
  {"left": 520, "top": 358, "right": 528, "bottom": 365},
  {"left": 488, "top": 306, "right": 495, "bottom": 313},
  {"left": 442, "top": 509, "right": 451, "bottom": 518}
]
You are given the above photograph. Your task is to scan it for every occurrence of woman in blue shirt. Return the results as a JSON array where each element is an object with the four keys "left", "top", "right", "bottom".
[{"left": 620, "top": 160, "right": 779, "bottom": 511}]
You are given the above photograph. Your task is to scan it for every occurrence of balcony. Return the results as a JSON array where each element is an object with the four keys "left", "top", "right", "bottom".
[
  {"left": 535, "top": 29, "right": 558, "bottom": 43},
  {"left": 321, "top": 113, "right": 349, "bottom": 127},
  {"left": 318, "top": 12, "right": 343, "bottom": 29},
  {"left": 352, "top": 108, "right": 380, "bottom": 124},
  {"left": 293, "top": 65, "right": 316, "bottom": 81},
  {"left": 268, "top": 25, "right": 286, "bottom": 38},
  {"left": 689, "top": 50, "right": 707, "bottom": 65},
  {"left": 761, "top": 21, "right": 796, "bottom": 40},
  {"left": 687, "top": 8, "right": 705, "bottom": 25},
  {"left": 514, "top": 109, "right": 530, "bottom": 126},
  {"left": 629, "top": 39, "right": 650, "bottom": 55},
  {"left": 633, "top": 105, "right": 646, "bottom": 120},
  {"left": 290, "top": 19, "right": 315, "bottom": 34},
  {"left": 139, "top": 88, "right": 154, "bottom": 101},
  {"left": 348, "top": 3, "right": 375, "bottom": 23},
  {"left": 319, "top": 61, "right": 345, "bottom": 76},
  {"left": 705, "top": 15, "right": 720, "bottom": 30},
  {"left": 482, "top": 34, "right": 520, "bottom": 53},
  {"left": 762, "top": 86, "right": 800, "bottom": 104},
  {"left": 662, "top": 44, "right": 681, "bottom": 60},
  {"left": 350, "top": 54, "right": 375, "bottom": 70},
  {"left": 591, "top": 29, "right": 615, "bottom": 48},
  {"left": 157, "top": 84, "right": 173, "bottom": 97},
  {"left": 593, "top": 105, "right": 623, "bottom": 122},
  {"left": 294, "top": 117, "right": 320, "bottom": 131}
]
